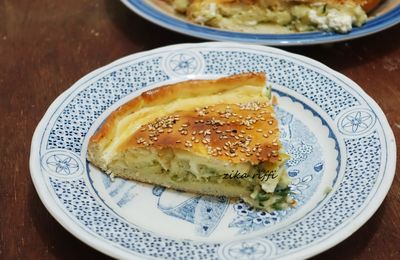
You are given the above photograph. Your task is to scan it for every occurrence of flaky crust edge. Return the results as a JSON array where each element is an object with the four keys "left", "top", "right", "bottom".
[{"left": 87, "top": 72, "right": 266, "bottom": 170}]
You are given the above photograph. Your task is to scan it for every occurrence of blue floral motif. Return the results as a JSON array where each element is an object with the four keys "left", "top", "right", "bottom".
[
  {"left": 338, "top": 108, "right": 376, "bottom": 135},
  {"left": 226, "top": 241, "right": 268, "bottom": 259},
  {"left": 286, "top": 141, "right": 314, "bottom": 167},
  {"left": 341, "top": 110, "right": 373, "bottom": 133},
  {"left": 229, "top": 201, "right": 283, "bottom": 234},
  {"left": 46, "top": 154, "right": 79, "bottom": 175},
  {"left": 220, "top": 238, "right": 277, "bottom": 259},
  {"left": 169, "top": 53, "right": 198, "bottom": 75}
]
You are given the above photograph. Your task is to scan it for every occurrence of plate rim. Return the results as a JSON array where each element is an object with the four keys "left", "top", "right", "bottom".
[
  {"left": 30, "top": 42, "right": 397, "bottom": 259},
  {"left": 120, "top": 0, "right": 400, "bottom": 46}
]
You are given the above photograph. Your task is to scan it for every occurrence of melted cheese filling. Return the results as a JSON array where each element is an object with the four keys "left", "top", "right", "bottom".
[{"left": 169, "top": 0, "right": 367, "bottom": 33}]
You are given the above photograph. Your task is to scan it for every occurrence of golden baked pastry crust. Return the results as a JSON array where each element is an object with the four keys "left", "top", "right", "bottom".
[
  {"left": 90, "top": 72, "right": 266, "bottom": 147},
  {"left": 88, "top": 72, "right": 294, "bottom": 211},
  {"left": 126, "top": 101, "right": 281, "bottom": 165}
]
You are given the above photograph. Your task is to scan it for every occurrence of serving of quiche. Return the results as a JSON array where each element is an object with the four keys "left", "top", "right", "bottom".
[
  {"left": 88, "top": 73, "right": 295, "bottom": 211},
  {"left": 161, "top": 0, "right": 383, "bottom": 33}
]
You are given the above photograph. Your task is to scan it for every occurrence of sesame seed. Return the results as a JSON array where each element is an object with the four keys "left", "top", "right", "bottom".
[
  {"left": 176, "top": 140, "right": 181, "bottom": 143},
  {"left": 268, "top": 130, "right": 273, "bottom": 134},
  {"left": 257, "top": 129, "right": 262, "bottom": 132},
  {"left": 268, "top": 120, "right": 273, "bottom": 125},
  {"left": 263, "top": 134, "right": 269, "bottom": 138}
]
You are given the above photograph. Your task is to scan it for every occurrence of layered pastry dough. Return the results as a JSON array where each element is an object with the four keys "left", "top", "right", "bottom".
[
  {"left": 88, "top": 73, "right": 295, "bottom": 211},
  {"left": 162, "top": 0, "right": 382, "bottom": 33}
]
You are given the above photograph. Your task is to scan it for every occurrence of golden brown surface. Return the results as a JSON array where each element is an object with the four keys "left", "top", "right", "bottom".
[
  {"left": 127, "top": 101, "right": 282, "bottom": 164},
  {"left": 90, "top": 72, "right": 266, "bottom": 146},
  {"left": 89, "top": 72, "right": 285, "bottom": 166}
]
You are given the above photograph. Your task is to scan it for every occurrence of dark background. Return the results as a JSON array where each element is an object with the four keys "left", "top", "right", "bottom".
[{"left": 0, "top": 1, "right": 399, "bottom": 259}]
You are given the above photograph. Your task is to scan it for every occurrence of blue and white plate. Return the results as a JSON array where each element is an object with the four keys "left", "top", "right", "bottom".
[
  {"left": 30, "top": 43, "right": 396, "bottom": 259},
  {"left": 121, "top": 0, "right": 400, "bottom": 45}
]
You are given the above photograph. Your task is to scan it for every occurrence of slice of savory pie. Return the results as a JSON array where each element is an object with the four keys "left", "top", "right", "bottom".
[
  {"left": 88, "top": 72, "right": 295, "bottom": 211},
  {"left": 162, "top": 0, "right": 382, "bottom": 33}
]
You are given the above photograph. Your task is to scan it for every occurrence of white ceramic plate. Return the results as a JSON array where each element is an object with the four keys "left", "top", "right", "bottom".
[
  {"left": 30, "top": 42, "right": 396, "bottom": 259},
  {"left": 121, "top": 0, "right": 400, "bottom": 45}
]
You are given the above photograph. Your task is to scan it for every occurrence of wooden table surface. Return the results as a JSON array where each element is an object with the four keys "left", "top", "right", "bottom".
[{"left": 1, "top": 1, "right": 399, "bottom": 259}]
